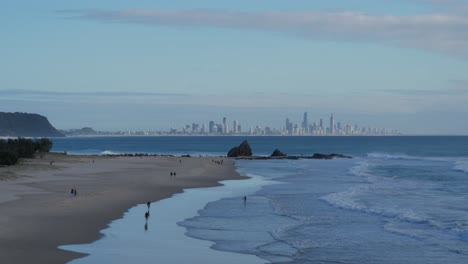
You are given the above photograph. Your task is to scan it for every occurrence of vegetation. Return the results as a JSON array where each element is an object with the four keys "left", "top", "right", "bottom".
[
  {"left": 0, "top": 112, "right": 64, "bottom": 137},
  {"left": 0, "top": 138, "right": 53, "bottom": 166}
]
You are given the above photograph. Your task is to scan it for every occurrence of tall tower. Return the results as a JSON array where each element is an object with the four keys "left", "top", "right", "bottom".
[
  {"left": 330, "top": 113, "right": 335, "bottom": 135},
  {"left": 223, "top": 117, "right": 228, "bottom": 134},
  {"left": 233, "top": 120, "right": 239, "bottom": 134},
  {"left": 209, "top": 121, "right": 215, "bottom": 134},
  {"left": 302, "top": 112, "right": 309, "bottom": 134},
  {"left": 286, "top": 118, "right": 293, "bottom": 135}
]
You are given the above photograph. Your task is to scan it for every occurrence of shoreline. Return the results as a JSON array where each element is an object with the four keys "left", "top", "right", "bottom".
[
  {"left": 60, "top": 170, "right": 268, "bottom": 264},
  {"left": 0, "top": 153, "right": 244, "bottom": 264}
]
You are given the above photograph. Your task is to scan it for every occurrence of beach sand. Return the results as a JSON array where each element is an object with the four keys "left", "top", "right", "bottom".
[{"left": 0, "top": 153, "right": 242, "bottom": 264}]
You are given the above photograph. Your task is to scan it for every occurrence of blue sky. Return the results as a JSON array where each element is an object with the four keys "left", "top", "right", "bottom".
[{"left": 1, "top": 0, "right": 468, "bottom": 134}]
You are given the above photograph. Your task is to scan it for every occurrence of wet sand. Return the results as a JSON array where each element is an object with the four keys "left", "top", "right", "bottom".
[{"left": 0, "top": 153, "right": 241, "bottom": 264}]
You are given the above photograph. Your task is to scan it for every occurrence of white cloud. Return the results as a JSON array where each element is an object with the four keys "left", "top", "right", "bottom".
[{"left": 58, "top": 8, "right": 468, "bottom": 58}]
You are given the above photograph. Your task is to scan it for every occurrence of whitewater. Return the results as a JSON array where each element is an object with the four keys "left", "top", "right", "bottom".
[
  {"left": 181, "top": 153, "right": 468, "bottom": 263},
  {"left": 51, "top": 136, "right": 468, "bottom": 263}
]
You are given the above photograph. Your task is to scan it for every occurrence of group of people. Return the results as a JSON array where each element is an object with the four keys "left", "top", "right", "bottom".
[
  {"left": 70, "top": 188, "right": 78, "bottom": 196},
  {"left": 170, "top": 172, "right": 177, "bottom": 177},
  {"left": 212, "top": 159, "right": 224, "bottom": 165}
]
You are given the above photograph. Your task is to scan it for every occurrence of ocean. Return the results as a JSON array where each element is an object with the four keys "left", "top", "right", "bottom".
[{"left": 55, "top": 136, "right": 468, "bottom": 263}]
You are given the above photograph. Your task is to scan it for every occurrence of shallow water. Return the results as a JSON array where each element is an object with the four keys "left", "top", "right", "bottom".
[{"left": 61, "top": 175, "right": 274, "bottom": 264}]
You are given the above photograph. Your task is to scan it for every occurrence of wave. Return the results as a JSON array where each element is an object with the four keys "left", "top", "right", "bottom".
[
  {"left": 454, "top": 160, "right": 468, "bottom": 174},
  {"left": 321, "top": 162, "right": 430, "bottom": 224},
  {"left": 367, "top": 152, "right": 419, "bottom": 160},
  {"left": 100, "top": 150, "right": 122, "bottom": 155},
  {"left": 367, "top": 152, "right": 458, "bottom": 162},
  {"left": 321, "top": 190, "right": 429, "bottom": 224}
]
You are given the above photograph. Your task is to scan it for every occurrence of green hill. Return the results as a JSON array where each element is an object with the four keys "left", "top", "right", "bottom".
[{"left": 0, "top": 112, "right": 64, "bottom": 137}]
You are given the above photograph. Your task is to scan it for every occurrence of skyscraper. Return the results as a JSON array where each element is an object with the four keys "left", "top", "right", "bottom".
[
  {"left": 233, "top": 120, "right": 239, "bottom": 134},
  {"left": 330, "top": 113, "right": 335, "bottom": 135},
  {"left": 223, "top": 117, "right": 228, "bottom": 134},
  {"left": 286, "top": 118, "right": 293, "bottom": 135},
  {"left": 302, "top": 112, "right": 309, "bottom": 134},
  {"left": 209, "top": 121, "right": 215, "bottom": 134}
]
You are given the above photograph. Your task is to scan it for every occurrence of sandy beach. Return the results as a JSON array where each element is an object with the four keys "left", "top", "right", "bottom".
[{"left": 0, "top": 153, "right": 243, "bottom": 264}]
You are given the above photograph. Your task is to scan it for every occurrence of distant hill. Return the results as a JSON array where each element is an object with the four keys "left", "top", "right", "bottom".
[
  {"left": 0, "top": 112, "right": 64, "bottom": 137},
  {"left": 60, "top": 127, "right": 97, "bottom": 136}
]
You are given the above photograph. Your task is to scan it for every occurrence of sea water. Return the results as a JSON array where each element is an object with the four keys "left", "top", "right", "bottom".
[
  {"left": 60, "top": 172, "right": 274, "bottom": 264},
  {"left": 56, "top": 136, "right": 468, "bottom": 263}
]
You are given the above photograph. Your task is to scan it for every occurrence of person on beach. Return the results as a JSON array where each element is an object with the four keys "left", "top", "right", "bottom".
[
  {"left": 145, "top": 211, "right": 149, "bottom": 219},
  {"left": 170, "top": 172, "right": 173, "bottom": 177},
  {"left": 74, "top": 188, "right": 77, "bottom": 196},
  {"left": 70, "top": 188, "right": 74, "bottom": 196},
  {"left": 147, "top": 201, "right": 151, "bottom": 209},
  {"left": 179, "top": 159, "right": 181, "bottom": 164},
  {"left": 174, "top": 172, "right": 176, "bottom": 177}
]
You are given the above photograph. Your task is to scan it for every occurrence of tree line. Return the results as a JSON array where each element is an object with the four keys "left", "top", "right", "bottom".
[{"left": 0, "top": 138, "right": 53, "bottom": 166}]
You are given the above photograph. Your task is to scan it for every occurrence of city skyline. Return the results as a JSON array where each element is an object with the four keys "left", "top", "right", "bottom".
[
  {"left": 63, "top": 112, "right": 399, "bottom": 136},
  {"left": 170, "top": 112, "right": 399, "bottom": 136},
  {"left": 1, "top": 0, "right": 468, "bottom": 134}
]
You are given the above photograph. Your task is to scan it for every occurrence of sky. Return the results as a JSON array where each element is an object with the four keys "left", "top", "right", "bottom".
[{"left": 1, "top": 0, "right": 468, "bottom": 134}]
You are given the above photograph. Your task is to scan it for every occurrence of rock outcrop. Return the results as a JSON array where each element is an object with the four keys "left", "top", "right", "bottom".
[
  {"left": 227, "top": 140, "right": 253, "bottom": 157},
  {"left": 311, "top": 153, "right": 352, "bottom": 160},
  {"left": 270, "top": 148, "right": 287, "bottom": 157}
]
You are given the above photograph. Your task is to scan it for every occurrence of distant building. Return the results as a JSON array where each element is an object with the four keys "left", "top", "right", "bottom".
[
  {"left": 302, "top": 112, "right": 309, "bottom": 134},
  {"left": 201, "top": 124, "right": 206, "bottom": 134},
  {"left": 286, "top": 118, "right": 293, "bottom": 135},
  {"left": 233, "top": 120, "right": 239, "bottom": 134},
  {"left": 223, "top": 117, "right": 228, "bottom": 134},
  {"left": 209, "top": 121, "right": 215, "bottom": 134},
  {"left": 330, "top": 114, "right": 335, "bottom": 135},
  {"left": 192, "top": 123, "right": 199, "bottom": 133}
]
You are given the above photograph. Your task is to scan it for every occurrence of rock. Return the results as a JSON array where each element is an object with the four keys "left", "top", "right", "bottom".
[
  {"left": 270, "top": 148, "right": 287, "bottom": 157},
  {"left": 311, "top": 153, "right": 352, "bottom": 159},
  {"left": 227, "top": 140, "right": 253, "bottom": 157}
]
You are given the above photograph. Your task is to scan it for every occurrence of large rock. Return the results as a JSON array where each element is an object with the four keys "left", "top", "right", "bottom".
[
  {"left": 270, "top": 148, "right": 287, "bottom": 157},
  {"left": 311, "top": 153, "right": 352, "bottom": 160},
  {"left": 227, "top": 140, "right": 253, "bottom": 157}
]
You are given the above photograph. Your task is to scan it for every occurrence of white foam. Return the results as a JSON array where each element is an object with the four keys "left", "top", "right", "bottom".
[
  {"left": 367, "top": 152, "right": 456, "bottom": 162},
  {"left": 321, "top": 161, "right": 430, "bottom": 224},
  {"left": 100, "top": 150, "right": 122, "bottom": 155},
  {"left": 367, "top": 152, "right": 417, "bottom": 160},
  {"left": 454, "top": 160, "right": 468, "bottom": 174}
]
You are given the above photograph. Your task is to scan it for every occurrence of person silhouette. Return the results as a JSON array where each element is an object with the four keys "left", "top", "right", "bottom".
[{"left": 147, "top": 201, "right": 151, "bottom": 209}]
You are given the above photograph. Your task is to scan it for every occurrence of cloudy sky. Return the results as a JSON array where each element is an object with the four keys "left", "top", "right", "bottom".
[{"left": 1, "top": 0, "right": 468, "bottom": 134}]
